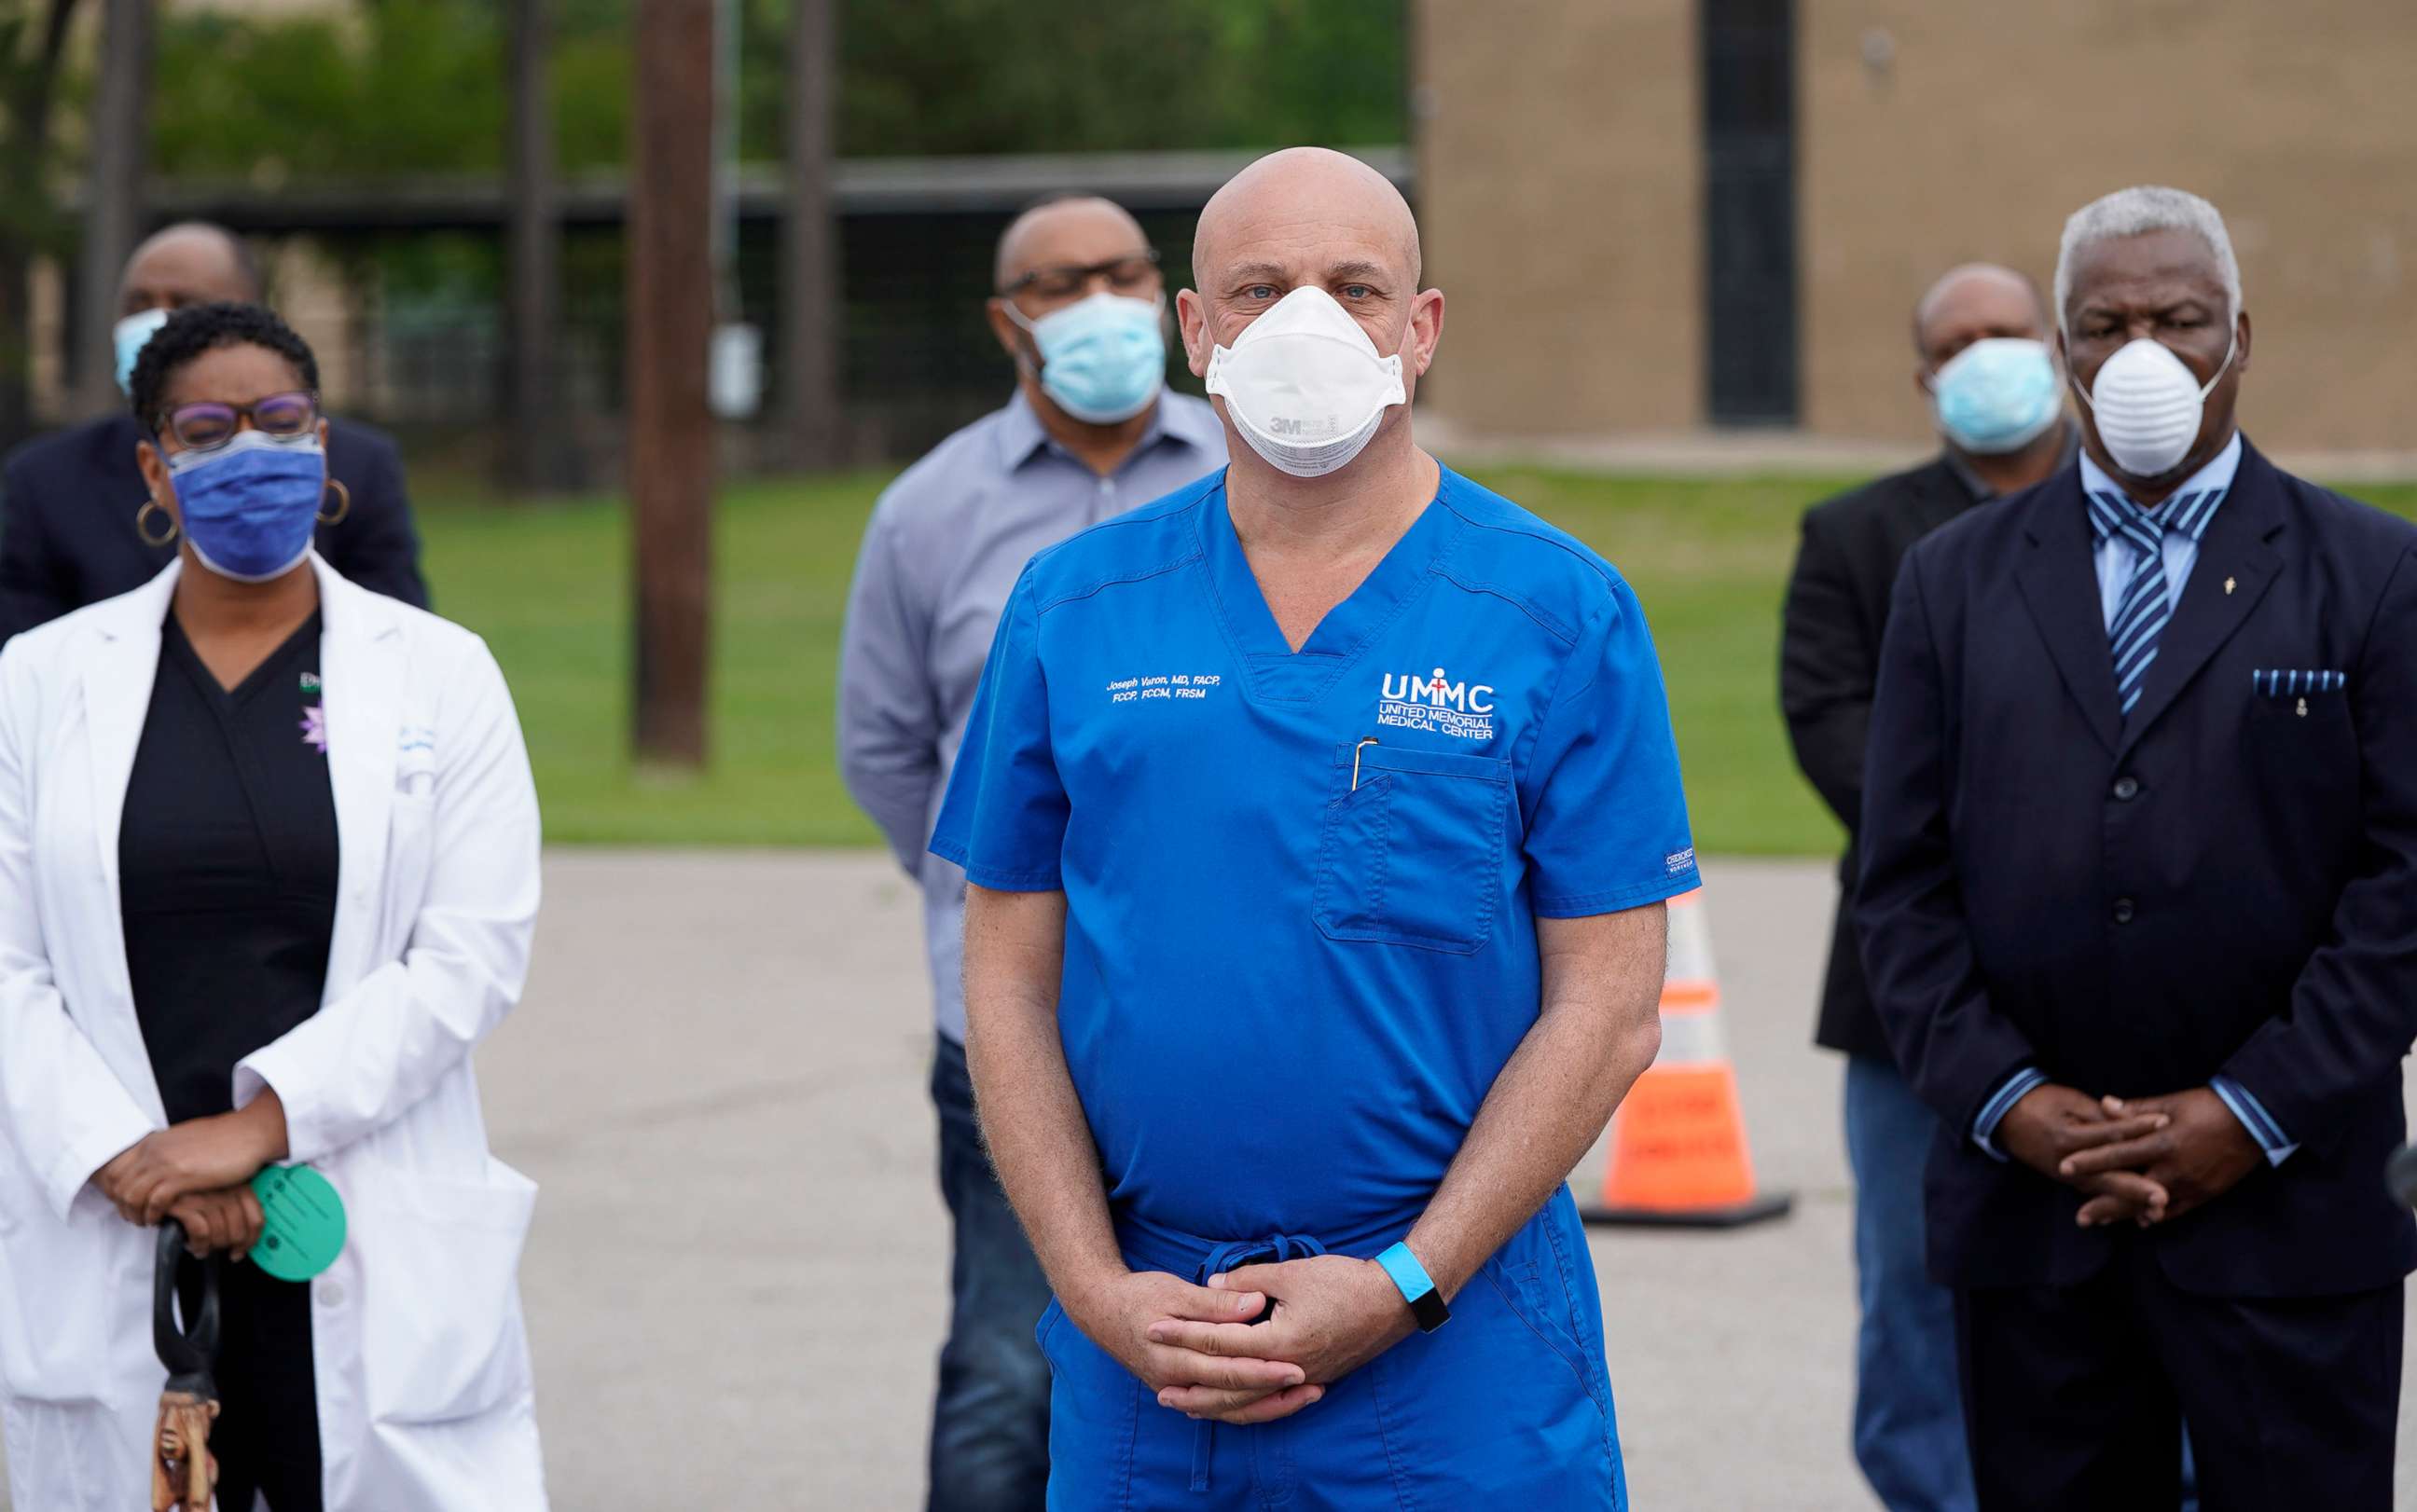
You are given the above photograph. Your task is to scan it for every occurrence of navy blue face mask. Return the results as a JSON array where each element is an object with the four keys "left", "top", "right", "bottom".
[{"left": 164, "top": 430, "right": 326, "bottom": 582}]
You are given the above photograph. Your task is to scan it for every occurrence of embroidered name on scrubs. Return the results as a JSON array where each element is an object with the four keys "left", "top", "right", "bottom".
[
  {"left": 1107, "top": 672, "right": 1223, "bottom": 705},
  {"left": 1377, "top": 665, "right": 1497, "bottom": 741}
]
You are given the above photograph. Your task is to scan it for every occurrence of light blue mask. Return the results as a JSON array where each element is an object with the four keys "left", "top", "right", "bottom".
[
  {"left": 1929, "top": 337, "right": 2062, "bottom": 455},
  {"left": 113, "top": 308, "right": 171, "bottom": 397},
  {"left": 1005, "top": 292, "right": 1166, "bottom": 424},
  {"left": 166, "top": 430, "right": 326, "bottom": 582}
]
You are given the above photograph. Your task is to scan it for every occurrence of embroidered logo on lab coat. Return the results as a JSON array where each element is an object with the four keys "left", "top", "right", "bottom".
[
  {"left": 1376, "top": 666, "right": 1496, "bottom": 741},
  {"left": 299, "top": 671, "right": 328, "bottom": 753}
]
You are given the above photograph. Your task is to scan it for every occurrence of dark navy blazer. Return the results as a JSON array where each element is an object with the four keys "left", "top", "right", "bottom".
[
  {"left": 0, "top": 413, "right": 428, "bottom": 642},
  {"left": 1858, "top": 437, "right": 2417, "bottom": 1298}
]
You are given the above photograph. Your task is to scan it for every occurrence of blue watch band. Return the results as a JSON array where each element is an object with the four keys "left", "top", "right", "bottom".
[{"left": 1376, "top": 1242, "right": 1450, "bottom": 1332}]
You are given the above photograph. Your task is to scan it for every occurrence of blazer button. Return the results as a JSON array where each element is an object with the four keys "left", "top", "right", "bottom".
[
  {"left": 2112, "top": 898, "right": 2136, "bottom": 925},
  {"left": 2112, "top": 776, "right": 2140, "bottom": 801}
]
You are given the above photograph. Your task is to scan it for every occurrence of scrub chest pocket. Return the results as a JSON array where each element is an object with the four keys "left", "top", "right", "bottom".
[{"left": 1314, "top": 743, "right": 1511, "bottom": 954}]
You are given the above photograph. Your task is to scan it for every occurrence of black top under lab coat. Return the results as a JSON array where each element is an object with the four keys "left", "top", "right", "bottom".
[
  {"left": 123, "top": 611, "right": 338, "bottom": 1123},
  {"left": 120, "top": 607, "right": 335, "bottom": 1508}
]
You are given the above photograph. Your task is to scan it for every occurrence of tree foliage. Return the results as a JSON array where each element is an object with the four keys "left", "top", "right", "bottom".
[{"left": 142, "top": 0, "right": 1404, "bottom": 181}]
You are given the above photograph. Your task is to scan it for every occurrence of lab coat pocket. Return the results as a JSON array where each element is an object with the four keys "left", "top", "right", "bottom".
[
  {"left": 0, "top": 1152, "right": 115, "bottom": 1403},
  {"left": 355, "top": 1158, "right": 538, "bottom": 1424},
  {"left": 1314, "top": 744, "right": 1509, "bottom": 953},
  {"left": 380, "top": 778, "right": 438, "bottom": 956}
]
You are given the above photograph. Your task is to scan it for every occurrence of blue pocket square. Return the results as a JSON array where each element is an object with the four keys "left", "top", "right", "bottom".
[{"left": 2253, "top": 668, "right": 2346, "bottom": 696}]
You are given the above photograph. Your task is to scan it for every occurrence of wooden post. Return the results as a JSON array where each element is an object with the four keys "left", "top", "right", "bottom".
[
  {"left": 779, "top": 0, "right": 839, "bottom": 470},
  {"left": 628, "top": 0, "right": 716, "bottom": 767},
  {"left": 75, "top": 0, "right": 148, "bottom": 416},
  {"left": 505, "top": 0, "right": 570, "bottom": 491}
]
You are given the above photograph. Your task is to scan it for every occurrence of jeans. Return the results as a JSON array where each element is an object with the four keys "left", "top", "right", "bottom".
[
  {"left": 929, "top": 1035, "right": 1054, "bottom": 1512},
  {"left": 1845, "top": 1053, "right": 1978, "bottom": 1512}
]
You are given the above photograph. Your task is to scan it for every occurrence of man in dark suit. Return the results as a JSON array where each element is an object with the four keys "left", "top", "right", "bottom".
[
  {"left": 1781, "top": 265, "right": 2071, "bottom": 1512},
  {"left": 1859, "top": 185, "right": 2417, "bottom": 1510},
  {"left": 0, "top": 222, "right": 427, "bottom": 641}
]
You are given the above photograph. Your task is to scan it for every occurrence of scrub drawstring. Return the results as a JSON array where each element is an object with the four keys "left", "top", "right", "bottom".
[{"left": 1186, "top": 1232, "right": 1327, "bottom": 1493}]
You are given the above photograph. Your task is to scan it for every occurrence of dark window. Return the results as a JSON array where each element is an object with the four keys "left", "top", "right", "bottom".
[{"left": 1701, "top": 0, "right": 1798, "bottom": 425}]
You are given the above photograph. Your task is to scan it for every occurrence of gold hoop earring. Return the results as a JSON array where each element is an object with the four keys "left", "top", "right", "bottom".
[
  {"left": 136, "top": 499, "right": 179, "bottom": 548},
  {"left": 317, "top": 478, "right": 351, "bottom": 526}
]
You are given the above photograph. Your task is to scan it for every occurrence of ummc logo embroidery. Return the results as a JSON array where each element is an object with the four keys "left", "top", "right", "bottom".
[{"left": 1378, "top": 666, "right": 1496, "bottom": 741}]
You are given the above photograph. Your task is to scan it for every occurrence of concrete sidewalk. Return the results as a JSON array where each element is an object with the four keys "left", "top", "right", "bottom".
[{"left": 6, "top": 850, "right": 2410, "bottom": 1508}]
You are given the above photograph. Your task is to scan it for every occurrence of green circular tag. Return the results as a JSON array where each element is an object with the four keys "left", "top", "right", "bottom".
[{"left": 248, "top": 1164, "right": 346, "bottom": 1282}]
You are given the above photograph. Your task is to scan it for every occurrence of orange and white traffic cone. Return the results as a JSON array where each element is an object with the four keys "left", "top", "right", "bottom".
[{"left": 1576, "top": 888, "right": 1792, "bottom": 1228}]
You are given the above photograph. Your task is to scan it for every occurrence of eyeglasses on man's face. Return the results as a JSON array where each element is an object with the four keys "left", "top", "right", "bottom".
[{"left": 998, "top": 250, "right": 1163, "bottom": 304}]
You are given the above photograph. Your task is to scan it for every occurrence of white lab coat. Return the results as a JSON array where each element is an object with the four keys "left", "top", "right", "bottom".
[{"left": 0, "top": 557, "right": 548, "bottom": 1511}]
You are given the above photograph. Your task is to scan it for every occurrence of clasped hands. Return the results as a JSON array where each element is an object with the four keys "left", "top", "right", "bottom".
[
  {"left": 90, "top": 1092, "right": 289, "bottom": 1259},
  {"left": 1996, "top": 1082, "right": 2262, "bottom": 1229},
  {"left": 1070, "top": 1254, "right": 1417, "bottom": 1427}
]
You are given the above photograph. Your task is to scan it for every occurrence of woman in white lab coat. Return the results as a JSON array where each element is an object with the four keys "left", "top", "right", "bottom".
[{"left": 0, "top": 302, "right": 547, "bottom": 1510}]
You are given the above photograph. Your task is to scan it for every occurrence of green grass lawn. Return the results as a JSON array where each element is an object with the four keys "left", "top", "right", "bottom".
[{"left": 416, "top": 466, "right": 2417, "bottom": 855}]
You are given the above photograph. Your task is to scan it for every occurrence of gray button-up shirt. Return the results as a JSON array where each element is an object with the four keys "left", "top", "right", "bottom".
[{"left": 838, "top": 389, "right": 1228, "bottom": 1041}]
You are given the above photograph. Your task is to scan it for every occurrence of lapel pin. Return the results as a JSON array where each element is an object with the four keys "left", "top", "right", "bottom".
[
  {"left": 2298, "top": 697, "right": 2309, "bottom": 717},
  {"left": 2224, "top": 576, "right": 2236, "bottom": 595}
]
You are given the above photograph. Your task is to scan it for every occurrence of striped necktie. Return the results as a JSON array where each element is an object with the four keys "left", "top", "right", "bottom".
[{"left": 2085, "top": 488, "right": 2226, "bottom": 717}]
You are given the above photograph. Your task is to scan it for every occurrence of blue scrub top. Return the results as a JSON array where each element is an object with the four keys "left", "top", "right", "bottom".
[{"left": 931, "top": 465, "right": 1698, "bottom": 1250}]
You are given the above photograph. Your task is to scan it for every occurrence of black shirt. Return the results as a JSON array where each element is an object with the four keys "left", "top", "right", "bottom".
[{"left": 122, "top": 610, "right": 338, "bottom": 1126}]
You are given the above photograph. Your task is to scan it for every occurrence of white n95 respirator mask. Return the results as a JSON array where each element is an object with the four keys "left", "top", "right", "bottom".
[
  {"left": 2073, "top": 333, "right": 2234, "bottom": 480},
  {"left": 1205, "top": 286, "right": 1407, "bottom": 478}
]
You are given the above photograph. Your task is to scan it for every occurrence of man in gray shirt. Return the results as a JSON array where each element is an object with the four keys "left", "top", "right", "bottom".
[{"left": 837, "top": 193, "right": 1224, "bottom": 1511}]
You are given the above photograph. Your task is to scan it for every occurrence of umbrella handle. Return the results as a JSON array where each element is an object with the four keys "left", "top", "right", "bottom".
[{"left": 152, "top": 1219, "right": 221, "bottom": 1396}]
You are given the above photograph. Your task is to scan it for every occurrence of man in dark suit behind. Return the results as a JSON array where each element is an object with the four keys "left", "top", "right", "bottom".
[
  {"left": 0, "top": 222, "right": 427, "bottom": 641},
  {"left": 1781, "top": 265, "right": 2072, "bottom": 1512},
  {"left": 1859, "top": 185, "right": 2417, "bottom": 1510}
]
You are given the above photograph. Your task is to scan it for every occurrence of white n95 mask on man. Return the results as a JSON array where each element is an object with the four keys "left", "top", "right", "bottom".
[
  {"left": 2074, "top": 333, "right": 2234, "bottom": 480},
  {"left": 1205, "top": 286, "right": 1407, "bottom": 478}
]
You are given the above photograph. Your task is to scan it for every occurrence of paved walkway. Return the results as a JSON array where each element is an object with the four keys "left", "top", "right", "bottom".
[
  {"left": 6, "top": 850, "right": 2410, "bottom": 1508},
  {"left": 1418, "top": 413, "right": 2417, "bottom": 484}
]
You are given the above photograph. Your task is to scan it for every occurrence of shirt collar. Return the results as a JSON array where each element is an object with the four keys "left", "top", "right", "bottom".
[
  {"left": 994, "top": 389, "right": 1054, "bottom": 471},
  {"left": 993, "top": 387, "right": 1222, "bottom": 475},
  {"left": 2078, "top": 429, "right": 2244, "bottom": 515},
  {"left": 1943, "top": 420, "right": 2082, "bottom": 502}
]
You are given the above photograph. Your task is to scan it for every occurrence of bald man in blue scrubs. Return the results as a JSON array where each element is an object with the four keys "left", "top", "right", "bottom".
[{"left": 932, "top": 147, "right": 1696, "bottom": 1508}]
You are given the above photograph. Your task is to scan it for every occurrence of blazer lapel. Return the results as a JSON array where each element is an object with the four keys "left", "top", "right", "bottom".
[
  {"left": 2116, "top": 444, "right": 2286, "bottom": 758},
  {"left": 313, "top": 556, "right": 402, "bottom": 992},
  {"left": 2011, "top": 467, "right": 2123, "bottom": 755}
]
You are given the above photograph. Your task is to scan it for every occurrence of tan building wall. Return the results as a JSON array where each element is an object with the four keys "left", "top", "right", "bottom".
[
  {"left": 1412, "top": 0, "right": 1701, "bottom": 433},
  {"left": 1803, "top": 0, "right": 2417, "bottom": 451},
  {"left": 1418, "top": 0, "right": 2417, "bottom": 452}
]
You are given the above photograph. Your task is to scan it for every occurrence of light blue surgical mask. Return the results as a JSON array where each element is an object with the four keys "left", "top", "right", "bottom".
[
  {"left": 113, "top": 308, "right": 171, "bottom": 397},
  {"left": 166, "top": 429, "right": 326, "bottom": 582},
  {"left": 1928, "top": 337, "right": 2063, "bottom": 455},
  {"left": 1003, "top": 291, "right": 1166, "bottom": 424}
]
